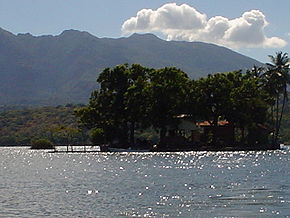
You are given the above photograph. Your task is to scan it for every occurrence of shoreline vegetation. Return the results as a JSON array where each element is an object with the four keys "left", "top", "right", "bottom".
[{"left": 0, "top": 52, "right": 289, "bottom": 151}]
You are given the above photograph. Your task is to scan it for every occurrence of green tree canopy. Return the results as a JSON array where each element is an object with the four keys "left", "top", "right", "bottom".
[
  {"left": 264, "top": 52, "right": 290, "bottom": 143},
  {"left": 148, "top": 67, "right": 190, "bottom": 139}
]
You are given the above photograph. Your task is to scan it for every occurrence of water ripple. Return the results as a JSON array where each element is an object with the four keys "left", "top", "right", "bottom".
[{"left": 0, "top": 147, "right": 289, "bottom": 217}]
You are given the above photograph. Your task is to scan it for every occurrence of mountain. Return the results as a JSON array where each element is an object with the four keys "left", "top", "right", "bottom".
[{"left": 0, "top": 28, "right": 262, "bottom": 105}]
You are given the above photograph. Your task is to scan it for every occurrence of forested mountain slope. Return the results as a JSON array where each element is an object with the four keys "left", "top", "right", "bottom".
[{"left": 0, "top": 28, "right": 261, "bottom": 105}]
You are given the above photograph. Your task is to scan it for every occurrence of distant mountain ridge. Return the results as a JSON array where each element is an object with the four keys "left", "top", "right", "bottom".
[{"left": 0, "top": 27, "right": 262, "bottom": 105}]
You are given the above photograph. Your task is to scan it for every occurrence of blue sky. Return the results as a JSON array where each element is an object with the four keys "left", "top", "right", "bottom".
[{"left": 0, "top": 0, "right": 289, "bottom": 63}]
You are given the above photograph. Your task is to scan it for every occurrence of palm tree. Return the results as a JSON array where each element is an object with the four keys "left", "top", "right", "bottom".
[
  {"left": 247, "top": 65, "right": 266, "bottom": 79},
  {"left": 265, "top": 52, "right": 290, "bottom": 144}
]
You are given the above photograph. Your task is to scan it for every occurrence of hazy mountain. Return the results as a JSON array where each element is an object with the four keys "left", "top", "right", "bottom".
[{"left": 0, "top": 28, "right": 262, "bottom": 105}]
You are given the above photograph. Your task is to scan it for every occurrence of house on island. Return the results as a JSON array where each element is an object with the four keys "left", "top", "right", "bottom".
[
  {"left": 196, "top": 120, "right": 235, "bottom": 146},
  {"left": 158, "top": 115, "right": 235, "bottom": 151}
]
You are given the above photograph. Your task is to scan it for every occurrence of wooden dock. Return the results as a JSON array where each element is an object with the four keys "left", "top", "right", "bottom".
[{"left": 51, "top": 144, "right": 100, "bottom": 153}]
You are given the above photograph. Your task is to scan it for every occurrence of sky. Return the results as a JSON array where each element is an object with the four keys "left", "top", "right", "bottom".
[{"left": 0, "top": 0, "right": 289, "bottom": 63}]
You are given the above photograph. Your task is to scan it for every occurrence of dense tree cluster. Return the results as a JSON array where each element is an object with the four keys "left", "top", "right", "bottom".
[{"left": 75, "top": 52, "right": 289, "bottom": 148}]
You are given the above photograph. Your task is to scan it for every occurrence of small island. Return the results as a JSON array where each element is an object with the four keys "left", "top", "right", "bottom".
[{"left": 75, "top": 52, "right": 289, "bottom": 152}]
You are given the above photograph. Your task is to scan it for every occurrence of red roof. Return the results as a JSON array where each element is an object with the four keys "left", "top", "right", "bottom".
[{"left": 196, "top": 120, "right": 229, "bottom": 127}]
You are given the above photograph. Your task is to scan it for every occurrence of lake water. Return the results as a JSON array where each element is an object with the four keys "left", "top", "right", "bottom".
[{"left": 0, "top": 147, "right": 289, "bottom": 217}]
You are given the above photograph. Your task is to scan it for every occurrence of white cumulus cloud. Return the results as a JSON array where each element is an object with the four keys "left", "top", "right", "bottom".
[{"left": 121, "top": 3, "right": 287, "bottom": 49}]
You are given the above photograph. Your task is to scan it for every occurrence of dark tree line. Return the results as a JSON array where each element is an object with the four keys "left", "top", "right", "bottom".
[{"left": 75, "top": 52, "right": 289, "bottom": 148}]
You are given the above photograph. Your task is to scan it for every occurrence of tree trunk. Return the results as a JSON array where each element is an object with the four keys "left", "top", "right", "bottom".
[
  {"left": 275, "top": 87, "right": 287, "bottom": 144},
  {"left": 160, "top": 127, "right": 167, "bottom": 141},
  {"left": 232, "top": 125, "right": 235, "bottom": 145},
  {"left": 274, "top": 94, "right": 280, "bottom": 144},
  {"left": 271, "top": 105, "right": 275, "bottom": 144},
  {"left": 121, "top": 123, "right": 129, "bottom": 147},
  {"left": 241, "top": 127, "right": 245, "bottom": 145},
  {"left": 212, "top": 117, "right": 218, "bottom": 146},
  {"left": 129, "top": 121, "right": 135, "bottom": 146}
]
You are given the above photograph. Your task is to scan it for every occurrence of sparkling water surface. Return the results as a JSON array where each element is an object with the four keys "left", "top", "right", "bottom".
[{"left": 0, "top": 147, "right": 289, "bottom": 217}]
